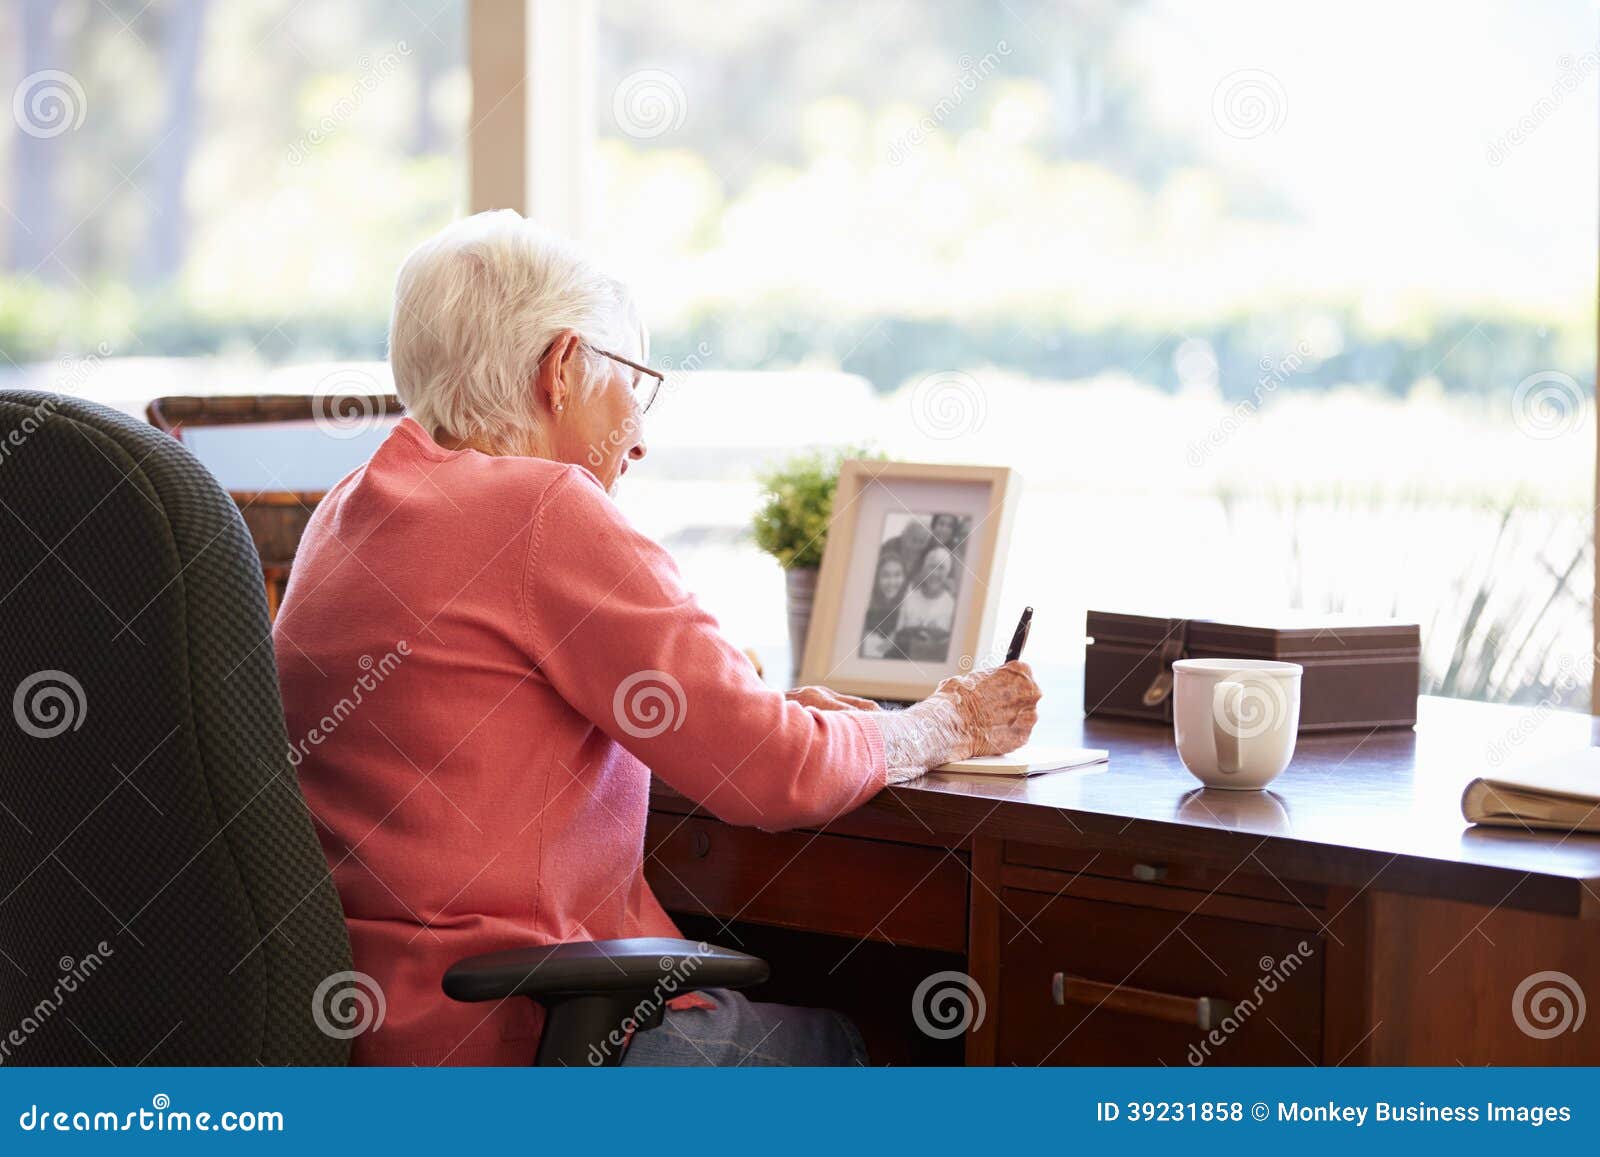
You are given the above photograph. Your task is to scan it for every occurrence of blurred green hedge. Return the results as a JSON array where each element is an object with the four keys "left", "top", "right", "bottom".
[{"left": 2, "top": 274, "right": 1588, "bottom": 402}]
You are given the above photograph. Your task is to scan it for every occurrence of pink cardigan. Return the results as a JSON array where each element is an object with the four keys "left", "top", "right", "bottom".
[{"left": 273, "top": 419, "right": 887, "bottom": 1065}]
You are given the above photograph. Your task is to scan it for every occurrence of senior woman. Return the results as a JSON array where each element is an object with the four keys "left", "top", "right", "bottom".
[{"left": 273, "top": 210, "right": 1040, "bottom": 1067}]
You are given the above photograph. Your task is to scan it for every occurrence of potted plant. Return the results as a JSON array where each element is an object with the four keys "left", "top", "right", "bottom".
[{"left": 752, "top": 447, "right": 877, "bottom": 685}]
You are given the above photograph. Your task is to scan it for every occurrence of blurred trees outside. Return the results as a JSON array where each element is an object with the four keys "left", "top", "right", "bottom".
[
  {"left": 1, "top": 0, "right": 464, "bottom": 364},
  {"left": 2, "top": 0, "right": 1591, "bottom": 410}
]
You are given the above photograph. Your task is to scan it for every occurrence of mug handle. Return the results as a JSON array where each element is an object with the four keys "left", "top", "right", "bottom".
[{"left": 1212, "top": 679, "right": 1246, "bottom": 776}]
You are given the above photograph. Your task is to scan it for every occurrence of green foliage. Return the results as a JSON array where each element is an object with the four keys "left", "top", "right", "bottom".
[
  {"left": 651, "top": 311, "right": 1590, "bottom": 400},
  {"left": 0, "top": 278, "right": 134, "bottom": 363},
  {"left": 3, "top": 275, "right": 1588, "bottom": 403},
  {"left": 751, "top": 447, "right": 881, "bottom": 570}
]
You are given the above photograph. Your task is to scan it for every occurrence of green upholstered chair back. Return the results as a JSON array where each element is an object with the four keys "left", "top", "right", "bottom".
[{"left": 0, "top": 391, "right": 352, "bottom": 1065}]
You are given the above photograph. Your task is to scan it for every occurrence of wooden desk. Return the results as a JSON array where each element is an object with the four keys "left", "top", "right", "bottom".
[{"left": 646, "top": 695, "right": 1600, "bottom": 1065}]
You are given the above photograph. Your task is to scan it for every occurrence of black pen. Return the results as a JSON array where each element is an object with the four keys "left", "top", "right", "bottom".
[{"left": 1004, "top": 606, "right": 1033, "bottom": 664}]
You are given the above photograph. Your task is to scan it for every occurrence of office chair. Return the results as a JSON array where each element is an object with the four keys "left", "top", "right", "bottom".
[{"left": 0, "top": 391, "right": 766, "bottom": 1066}]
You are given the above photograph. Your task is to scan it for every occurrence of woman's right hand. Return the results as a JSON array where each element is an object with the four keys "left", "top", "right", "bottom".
[{"left": 932, "top": 661, "right": 1042, "bottom": 759}]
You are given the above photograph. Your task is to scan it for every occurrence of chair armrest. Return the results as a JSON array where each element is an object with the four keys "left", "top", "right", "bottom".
[{"left": 442, "top": 937, "right": 769, "bottom": 1003}]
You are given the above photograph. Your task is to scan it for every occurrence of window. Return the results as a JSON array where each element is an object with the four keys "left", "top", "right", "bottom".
[
  {"left": 7, "top": 1, "right": 1594, "bottom": 708},
  {"left": 588, "top": 0, "right": 1598, "bottom": 706},
  {"left": 1, "top": 0, "right": 465, "bottom": 387}
]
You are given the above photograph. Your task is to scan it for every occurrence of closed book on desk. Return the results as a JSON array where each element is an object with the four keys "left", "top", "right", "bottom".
[
  {"left": 1462, "top": 749, "right": 1600, "bottom": 833},
  {"left": 934, "top": 745, "right": 1108, "bottom": 777}
]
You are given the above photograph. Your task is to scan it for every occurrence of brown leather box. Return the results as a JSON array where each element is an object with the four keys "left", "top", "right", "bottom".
[{"left": 1084, "top": 610, "right": 1420, "bottom": 733}]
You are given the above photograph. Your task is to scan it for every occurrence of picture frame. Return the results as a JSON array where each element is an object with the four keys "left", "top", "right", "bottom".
[{"left": 798, "top": 460, "right": 1020, "bottom": 701}]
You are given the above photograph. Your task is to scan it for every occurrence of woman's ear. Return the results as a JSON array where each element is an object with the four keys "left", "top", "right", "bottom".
[{"left": 535, "top": 330, "right": 584, "bottom": 415}]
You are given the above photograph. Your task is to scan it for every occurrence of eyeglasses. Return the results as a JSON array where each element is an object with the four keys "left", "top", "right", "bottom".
[{"left": 587, "top": 344, "right": 666, "bottom": 414}]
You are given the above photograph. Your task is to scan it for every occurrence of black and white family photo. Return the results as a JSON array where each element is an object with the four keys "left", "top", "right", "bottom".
[{"left": 859, "top": 511, "right": 972, "bottom": 663}]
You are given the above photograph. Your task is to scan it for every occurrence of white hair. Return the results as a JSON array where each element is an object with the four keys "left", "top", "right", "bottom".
[{"left": 388, "top": 210, "right": 644, "bottom": 451}]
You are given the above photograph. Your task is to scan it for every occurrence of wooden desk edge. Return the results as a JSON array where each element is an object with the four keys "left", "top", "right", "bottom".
[
  {"left": 649, "top": 782, "right": 1600, "bottom": 920},
  {"left": 872, "top": 787, "right": 1600, "bottom": 920}
]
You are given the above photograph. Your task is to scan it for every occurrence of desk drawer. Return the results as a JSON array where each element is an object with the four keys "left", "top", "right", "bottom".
[
  {"left": 1005, "top": 842, "right": 1326, "bottom": 910},
  {"left": 998, "top": 889, "right": 1323, "bottom": 1065},
  {"left": 644, "top": 814, "right": 968, "bottom": 953}
]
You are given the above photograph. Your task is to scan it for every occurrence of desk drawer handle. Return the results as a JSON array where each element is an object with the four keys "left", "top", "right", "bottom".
[
  {"left": 1131, "top": 862, "right": 1167, "bottom": 882},
  {"left": 1051, "top": 973, "right": 1234, "bottom": 1031}
]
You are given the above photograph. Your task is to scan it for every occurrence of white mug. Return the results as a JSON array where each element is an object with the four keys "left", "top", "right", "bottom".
[{"left": 1172, "top": 658, "right": 1303, "bottom": 790}]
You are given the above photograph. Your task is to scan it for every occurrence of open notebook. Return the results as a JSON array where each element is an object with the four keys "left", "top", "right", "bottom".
[
  {"left": 934, "top": 745, "right": 1109, "bottom": 777},
  {"left": 1461, "top": 748, "right": 1600, "bottom": 833}
]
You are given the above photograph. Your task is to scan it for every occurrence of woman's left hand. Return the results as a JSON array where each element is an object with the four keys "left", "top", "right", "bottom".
[{"left": 786, "top": 686, "right": 881, "bottom": 712}]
